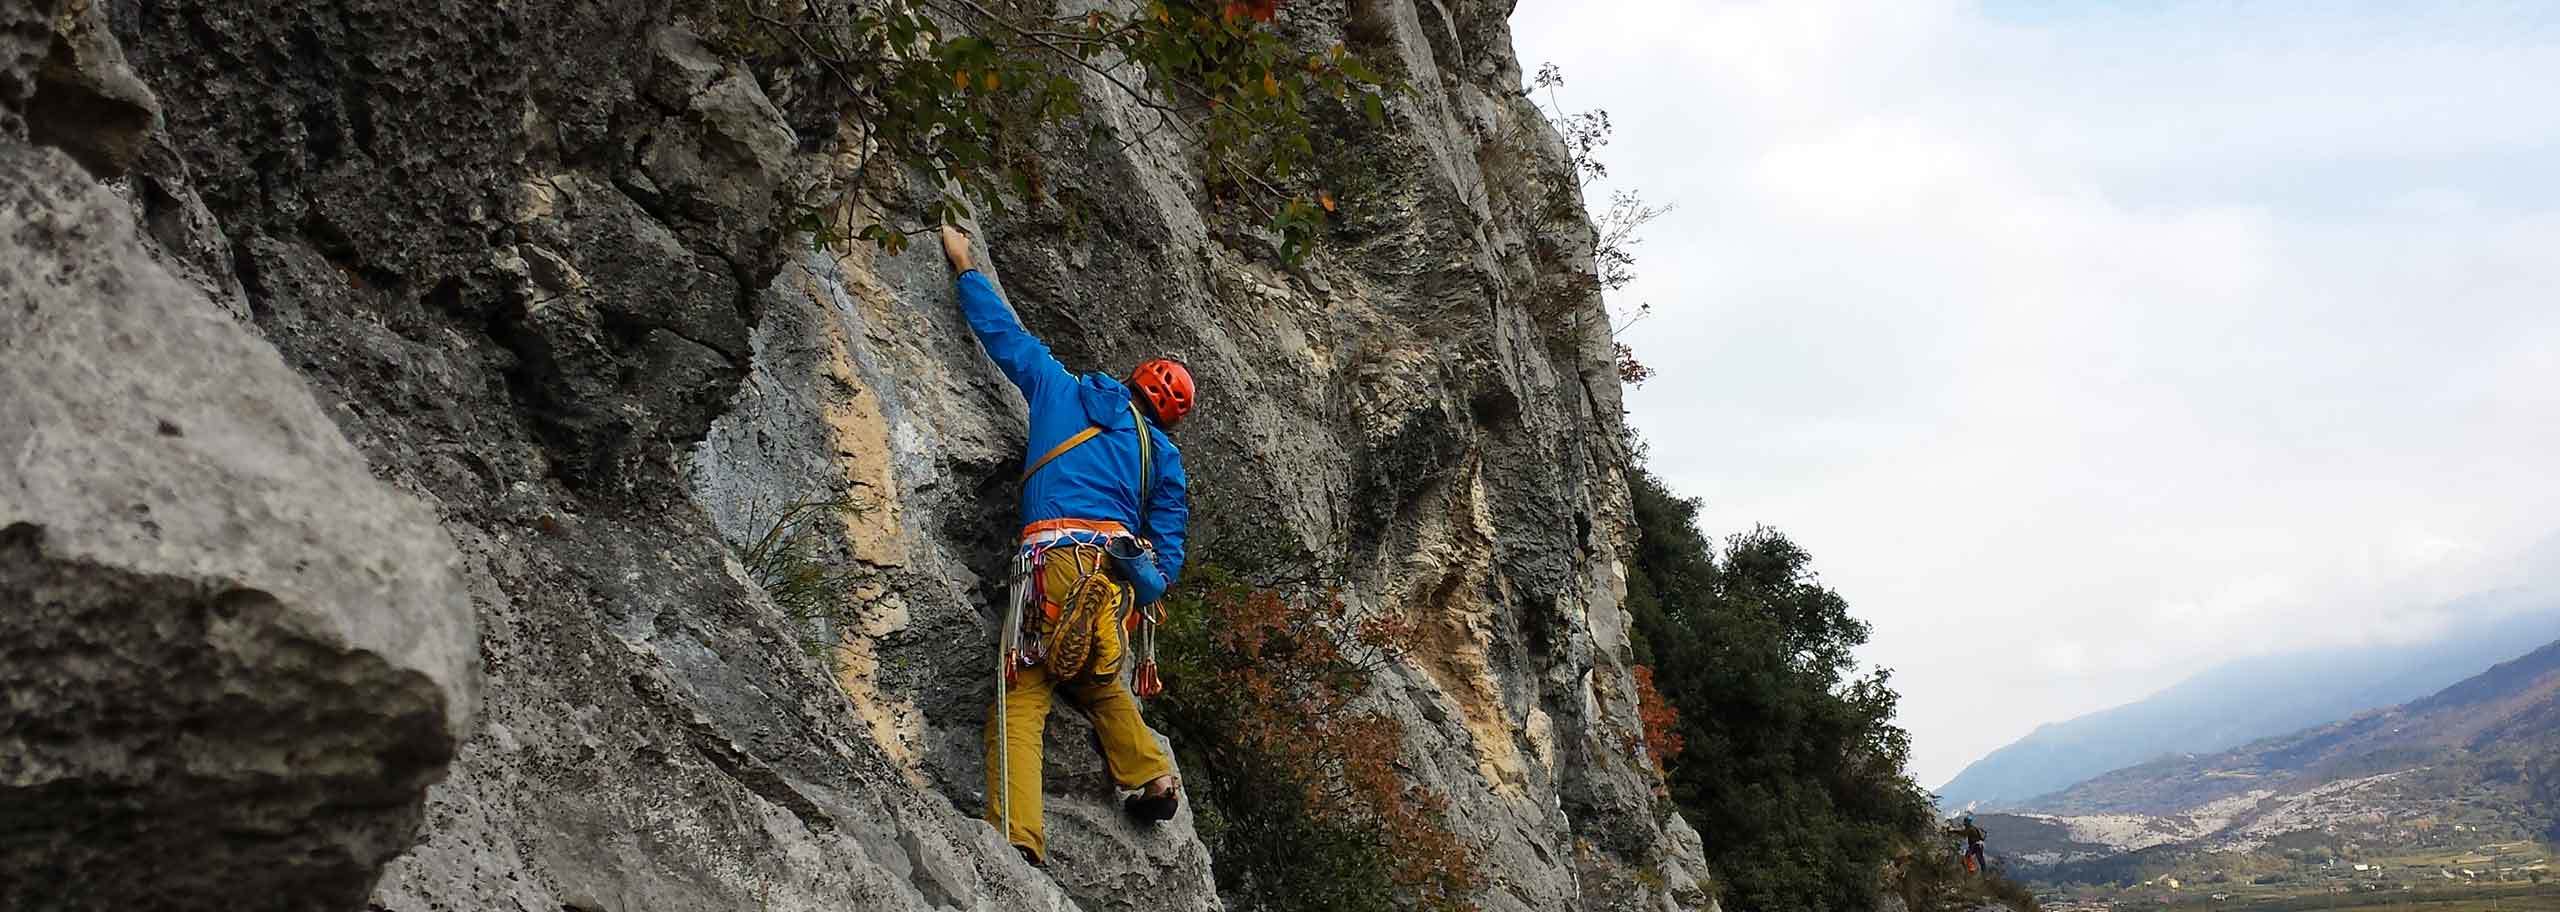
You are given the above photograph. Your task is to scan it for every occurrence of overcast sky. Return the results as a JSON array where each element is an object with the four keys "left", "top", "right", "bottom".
[{"left": 1509, "top": 0, "right": 2560, "bottom": 788}]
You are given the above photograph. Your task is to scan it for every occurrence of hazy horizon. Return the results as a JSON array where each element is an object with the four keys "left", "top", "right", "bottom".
[{"left": 1511, "top": 0, "right": 2560, "bottom": 786}]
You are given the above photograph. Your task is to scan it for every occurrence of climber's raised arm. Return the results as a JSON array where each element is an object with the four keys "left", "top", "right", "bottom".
[{"left": 941, "top": 225, "right": 1070, "bottom": 399}]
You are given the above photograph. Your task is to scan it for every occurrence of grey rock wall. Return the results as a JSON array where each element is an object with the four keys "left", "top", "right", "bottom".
[
  {"left": 1, "top": 0, "right": 1717, "bottom": 908},
  {"left": 0, "top": 121, "right": 474, "bottom": 912},
  {"left": 688, "top": 0, "right": 1714, "bottom": 907}
]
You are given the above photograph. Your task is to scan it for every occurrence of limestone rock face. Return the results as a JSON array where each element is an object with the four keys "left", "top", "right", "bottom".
[
  {"left": 0, "top": 0, "right": 55, "bottom": 138},
  {"left": 688, "top": 0, "right": 1712, "bottom": 906},
  {"left": 23, "top": 0, "right": 158, "bottom": 177},
  {"left": 2, "top": 0, "right": 1719, "bottom": 909},
  {"left": 0, "top": 140, "right": 476, "bottom": 908}
]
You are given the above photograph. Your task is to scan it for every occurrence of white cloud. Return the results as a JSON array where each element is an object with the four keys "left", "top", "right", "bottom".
[{"left": 1511, "top": 0, "right": 2560, "bottom": 786}]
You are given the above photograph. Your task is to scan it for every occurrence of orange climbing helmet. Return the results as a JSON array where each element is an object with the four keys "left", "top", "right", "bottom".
[{"left": 1128, "top": 358, "right": 1195, "bottom": 426}]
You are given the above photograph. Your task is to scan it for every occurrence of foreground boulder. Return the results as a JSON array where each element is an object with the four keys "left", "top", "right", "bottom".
[{"left": 0, "top": 138, "right": 478, "bottom": 910}]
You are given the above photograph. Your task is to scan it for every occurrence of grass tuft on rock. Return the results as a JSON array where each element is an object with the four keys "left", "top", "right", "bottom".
[{"left": 737, "top": 497, "right": 865, "bottom": 658}]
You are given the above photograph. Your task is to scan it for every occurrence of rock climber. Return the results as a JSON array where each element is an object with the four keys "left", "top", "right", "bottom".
[
  {"left": 939, "top": 225, "right": 1194, "bottom": 868},
  {"left": 1948, "top": 814, "right": 1988, "bottom": 874}
]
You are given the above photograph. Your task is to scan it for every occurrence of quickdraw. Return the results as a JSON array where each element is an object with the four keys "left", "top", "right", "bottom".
[{"left": 1136, "top": 604, "right": 1167, "bottom": 696}]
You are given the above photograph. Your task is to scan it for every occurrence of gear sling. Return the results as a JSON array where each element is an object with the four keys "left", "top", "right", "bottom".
[{"left": 990, "top": 400, "right": 1169, "bottom": 860}]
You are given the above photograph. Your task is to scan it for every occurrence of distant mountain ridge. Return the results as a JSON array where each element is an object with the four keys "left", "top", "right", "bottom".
[
  {"left": 1990, "top": 633, "right": 2560, "bottom": 891},
  {"left": 1937, "top": 586, "right": 2560, "bottom": 811},
  {"left": 2034, "top": 634, "right": 2560, "bottom": 816}
]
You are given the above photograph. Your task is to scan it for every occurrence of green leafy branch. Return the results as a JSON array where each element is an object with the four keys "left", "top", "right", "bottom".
[{"left": 718, "top": 0, "right": 1399, "bottom": 261}]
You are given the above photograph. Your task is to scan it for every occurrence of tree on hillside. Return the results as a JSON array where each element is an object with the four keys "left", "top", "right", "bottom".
[{"left": 1624, "top": 468, "right": 1942, "bottom": 911}]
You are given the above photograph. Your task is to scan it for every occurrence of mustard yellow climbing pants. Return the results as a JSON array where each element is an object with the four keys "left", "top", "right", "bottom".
[{"left": 984, "top": 551, "right": 1174, "bottom": 862}]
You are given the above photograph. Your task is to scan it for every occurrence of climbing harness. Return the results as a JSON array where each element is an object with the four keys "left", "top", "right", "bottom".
[{"left": 997, "top": 530, "right": 1147, "bottom": 687}]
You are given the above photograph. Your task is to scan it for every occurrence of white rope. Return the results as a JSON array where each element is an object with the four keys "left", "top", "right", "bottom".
[{"left": 996, "top": 551, "right": 1031, "bottom": 850}]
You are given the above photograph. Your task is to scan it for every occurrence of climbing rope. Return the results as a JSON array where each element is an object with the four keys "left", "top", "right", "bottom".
[{"left": 994, "top": 549, "right": 1030, "bottom": 843}]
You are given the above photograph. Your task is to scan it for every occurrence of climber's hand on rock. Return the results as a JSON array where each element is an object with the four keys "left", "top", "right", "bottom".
[{"left": 940, "top": 225, "right": 973, "bottom": 274}]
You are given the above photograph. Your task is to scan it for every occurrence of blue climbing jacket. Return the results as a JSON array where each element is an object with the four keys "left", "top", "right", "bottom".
[{"left": 956, "top": 270, "right": 1188, "bottom": 589}]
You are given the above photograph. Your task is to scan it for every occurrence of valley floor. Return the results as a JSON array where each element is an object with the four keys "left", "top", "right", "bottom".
[
  {"left": 2031, "top": 839, "right": 2560, "bottom": 911},
  {"left": 2045, "top": 874, "right": 2560, "bottom": 911},
  {"left": 2152, "top": 882, "right": 2560, "bottom": 911}
]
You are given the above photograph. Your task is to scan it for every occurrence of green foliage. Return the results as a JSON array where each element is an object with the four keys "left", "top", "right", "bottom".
[
  {"left": 713, "top": 0, "right": 1394, "bottom": 261},
  {"left": 1981, "top": 871, "right": 2041, "bottom": 911},
  {"left": 1152, "top": 565, "right": 1480, "bottom": 912},
  {"left": 1890, "top": 839, "right": 2043, "bottom": 912},
  {"left": 737, "top": 497, "right": 865, "bottom": 657},
  {"left": 1622, "top": 465, "right": 1949, "bottom": 911}
]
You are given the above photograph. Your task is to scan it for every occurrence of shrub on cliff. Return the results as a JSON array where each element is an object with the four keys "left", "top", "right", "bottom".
[
  {"left": 1632, "top": 664, "right": 1684, "bottom": 778},
  {"left": 1623, "top": 466, "right": 1946, "bottom": 911},
  {"left": 1153, "top": 567, "right": 1480, "bottom": 912}
]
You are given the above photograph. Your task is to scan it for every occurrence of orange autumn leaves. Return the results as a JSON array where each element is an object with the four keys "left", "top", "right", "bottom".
[
  {"left": 1223, "top": 0, "right": 1282, "bottom": 22},
  {"left": 1165, "top": 576, "right": 1480, "bottom": 911},
  {"left": 1633, "top": 665, "right": 1685, "bottom": 774}
]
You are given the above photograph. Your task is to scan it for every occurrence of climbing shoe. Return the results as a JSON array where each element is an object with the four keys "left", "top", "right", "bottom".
[
  {"left": 1124, "top": 784, "right": 1179, "bottom": 823},
  {"left": 1016, "top": 845, "right": 1044, "bottom": 868}
]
